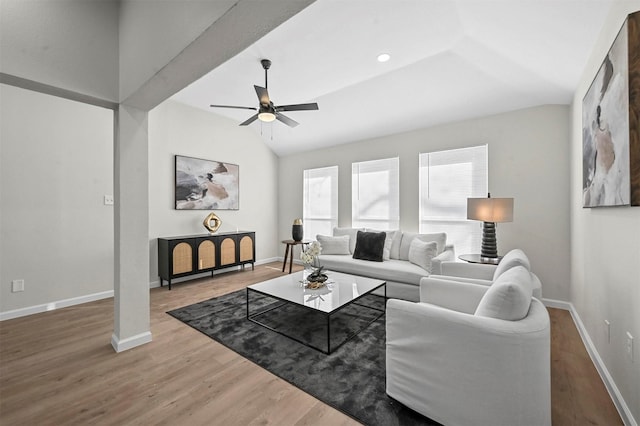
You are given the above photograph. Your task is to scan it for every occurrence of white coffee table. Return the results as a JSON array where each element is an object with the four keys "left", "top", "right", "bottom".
[{"left": 246, "top": 270, "right": 386, "bottom": 354}]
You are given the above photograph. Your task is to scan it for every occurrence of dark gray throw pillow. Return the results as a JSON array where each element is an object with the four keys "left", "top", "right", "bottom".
[{"left": 352, "top": 230, "right": 386, "bottom": 262}]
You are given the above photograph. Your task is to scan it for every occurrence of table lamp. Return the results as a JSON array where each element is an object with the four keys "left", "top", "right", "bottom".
[{"left": 467, "top": 193, "right": 514, "bottom": 258}]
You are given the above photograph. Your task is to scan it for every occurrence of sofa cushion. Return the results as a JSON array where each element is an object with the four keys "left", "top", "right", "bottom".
[
  {"left": 400, "top": 232, "right": 447, "bottom": 260},
  {"left": 493, "top": 249, "right": 531, "bottom": 280},
  {"left": 319, "top": 255, "right": 430, "bottom": 286},
  {"left": 353, "top": 231, "right": 386, "bottom": 262},
  {"left": 316, "top": 234, "right": 350, "bottom": 255},
  {"left": 475, "top": 266, "right": 533, "bottom": 321},
  {"left": 408, "top": 239, "right": 438, "bottom": 273},
  {"left": 333, "top": 227, "right": 363, "bottom": 254}
]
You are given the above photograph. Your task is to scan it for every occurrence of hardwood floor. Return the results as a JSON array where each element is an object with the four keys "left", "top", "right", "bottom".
[{"left": 0, "top": 262, "right": 622, "bottom": 425}]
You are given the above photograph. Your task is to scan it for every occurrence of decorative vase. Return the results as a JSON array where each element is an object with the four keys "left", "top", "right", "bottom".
[{"left": 292, "top": 218, "right": 303, "bottom": 241}]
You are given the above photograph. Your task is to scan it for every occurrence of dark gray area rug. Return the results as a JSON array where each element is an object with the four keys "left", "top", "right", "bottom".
[{"left": 167, "top": 290, "right": 439, "bottom": 426}]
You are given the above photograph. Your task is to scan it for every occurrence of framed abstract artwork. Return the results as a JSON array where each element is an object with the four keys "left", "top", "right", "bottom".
[
  {"left": 175, "top": 155, "right": 239, "bottom": 210},
  {"left": 582, "top": 11, "right": 639, "bottom": 207}
]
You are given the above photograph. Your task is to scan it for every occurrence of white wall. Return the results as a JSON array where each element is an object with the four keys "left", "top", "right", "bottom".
[
  {"left": 570, "top": 3, "right": 640, "bottom": 423},
  {"left": 0, "top": 84, "right": 114, "bottom": 313},
  {"left": 148, "top": 100, "right": 280, "bottom": 283},
  {"left": 278, "top": 105, "right": 571, "bottom": 301},
  {"left": 0, "top": 0, "right": 119, "bottom": 102}
]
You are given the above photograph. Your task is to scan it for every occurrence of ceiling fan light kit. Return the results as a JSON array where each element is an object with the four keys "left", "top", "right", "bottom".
[
  {"left": 210, "top": 59, "right": 318, "bottom": 128},
  {"left": 258, "top": 110, "right": 276, "bottom": 123}
]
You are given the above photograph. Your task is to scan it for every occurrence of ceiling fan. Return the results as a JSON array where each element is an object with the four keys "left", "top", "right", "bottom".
[{"left": 210, "top": 59, "right": 318, "bottom": 128}]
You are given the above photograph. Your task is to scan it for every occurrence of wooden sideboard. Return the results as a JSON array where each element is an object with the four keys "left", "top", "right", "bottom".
[{"left": 158, "top": 231, "right": 255, "bottom": 290}]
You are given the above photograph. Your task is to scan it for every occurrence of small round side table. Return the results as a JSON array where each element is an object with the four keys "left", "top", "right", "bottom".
[
  {"left": 281, "top": 239, "right": 312, "bottom": 274},
  {"left": 458, "top": 254, "right": 502, "bottom": 265}
]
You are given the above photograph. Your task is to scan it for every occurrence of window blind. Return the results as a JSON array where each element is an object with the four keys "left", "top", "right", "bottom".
[
  {"left": 419, "top": 145, "right": 488, "bottom": 255},
  {"left": 303, "top": 166, "right": 338, "bottom": 240},
  {"left": 352, "top": 157, "right": 399, "bottom": 230}
]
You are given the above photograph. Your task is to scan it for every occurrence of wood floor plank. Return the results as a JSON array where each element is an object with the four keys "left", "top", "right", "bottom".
[{"left": 0, "top": 262, "right": 623, "bottom": 425}]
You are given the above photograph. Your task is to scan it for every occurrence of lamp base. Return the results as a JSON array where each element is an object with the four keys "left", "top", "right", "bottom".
[{"left": 480, "top": 222, "right": 498, "bottom": 258}]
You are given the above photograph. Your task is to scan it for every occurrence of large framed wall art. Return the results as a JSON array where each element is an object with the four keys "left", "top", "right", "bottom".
[
  {"left": 175, "top": 155, "right": 239, "bottom": 210},
  {"left": 582, "top": 11, "right": 639, "bottom": 207}
]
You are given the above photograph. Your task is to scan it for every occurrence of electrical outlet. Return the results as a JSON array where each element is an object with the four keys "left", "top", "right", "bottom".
[
  {"left": 626, "top": 332, "right": 634, "bottom": 362},
  {"left": 604, "top": 320, "right": 611, "bottom": 343},
  {"left": 104, "top": 195, "right": 114, "bottom": 205},
  {"left": 12, "top": 279, "right": 24, "bottom": 292}
]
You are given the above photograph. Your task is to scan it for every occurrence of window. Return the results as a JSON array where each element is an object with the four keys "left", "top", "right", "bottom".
[
  {"left": 303, "top": 166, "right": 338, "bottom": 240},
  {"left": 419, "top": 145, "right": 488, "bottom": 255},
  {"left": 352, "top": 157, "right": 399, "bottom": 230}
]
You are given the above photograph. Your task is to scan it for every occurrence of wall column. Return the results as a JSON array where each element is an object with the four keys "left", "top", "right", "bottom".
[{"left": 111, "top": 104, "right": 152, "bottom": 352}]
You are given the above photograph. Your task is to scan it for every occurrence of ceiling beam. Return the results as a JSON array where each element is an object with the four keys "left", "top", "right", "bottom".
[{"left": 121, "top": 0, "right": 317, "bottom": 111}]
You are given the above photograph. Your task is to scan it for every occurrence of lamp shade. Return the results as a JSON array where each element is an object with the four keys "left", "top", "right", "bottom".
[{"left": 467, "top": 197, "right": 514, "bottom": 223}]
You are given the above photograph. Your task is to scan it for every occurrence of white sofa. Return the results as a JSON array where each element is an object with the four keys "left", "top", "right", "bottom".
[
  {"left": 386, "top": 266, "right": 551, "bottom": 426},
  {"left": 317, "top": 227, "right": 456, "bottom": 301}
]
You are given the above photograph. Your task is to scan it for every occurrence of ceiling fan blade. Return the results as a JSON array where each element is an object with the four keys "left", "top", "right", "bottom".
[
  {"left": 275, "top": 112, "right": 299, "bottom": 128},
  {"left": 275, "top": 103, "right": 319, "bottom": 112},
  {"left": 254, "top": 85, "right": 270, "bottom": 105},
  {"left": 239, "top": 113, "right": 259, "bottom": 126},
  {"left": 210, "top": 104, "right": 257, "bottom": 111}
]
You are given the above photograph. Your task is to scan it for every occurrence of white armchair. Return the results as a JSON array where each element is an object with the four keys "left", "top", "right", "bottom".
[
  {"left": 386, "top": 266, "right": 551, "bottom": 426},
  {"left": 435, "top": 248, "right": 543, "bottom": 299}
]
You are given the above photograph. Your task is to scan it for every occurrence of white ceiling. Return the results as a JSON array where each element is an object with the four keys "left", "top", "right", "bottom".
[{"left": 171, "top": 0, "right": 614, "bottom": 156}]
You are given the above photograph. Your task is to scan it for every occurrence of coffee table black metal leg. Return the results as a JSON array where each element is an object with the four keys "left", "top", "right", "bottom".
[{"left": 327, "top": 313, "right": 331, "bottom": 354}]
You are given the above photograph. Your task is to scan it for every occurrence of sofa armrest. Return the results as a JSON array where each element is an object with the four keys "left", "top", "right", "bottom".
[
  {"left": 428, "top": 275, "right": 493, "bottom": 287},
  {"left": 439, "top": 261, "right": 496, "bottom": 280},
  {"left": 430, "top": 244, "right": 456, "bottom": 275},
  {"left": 419, "top": 276, "right": 488, "bottom": 314}
]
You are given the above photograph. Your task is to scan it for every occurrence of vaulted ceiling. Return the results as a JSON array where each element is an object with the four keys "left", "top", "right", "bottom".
[{"left": 171, "top": 0, "right": 614, "bottom": 156}]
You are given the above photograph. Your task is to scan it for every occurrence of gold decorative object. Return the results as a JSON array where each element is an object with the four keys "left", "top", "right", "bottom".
[
  {"left": 306, "top": 281, "right": 327, "bottom": 290},
  {"left": 203, "top": 212, "right": 222, "bottom": 234}
]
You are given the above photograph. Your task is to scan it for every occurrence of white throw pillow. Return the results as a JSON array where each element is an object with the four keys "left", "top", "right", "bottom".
[
  {"left": 475, "top": 266, "right": 533, "bottom": 321},
  {"left": 316, "top": 234, "right": 350, "bottom": 255},
  {"left": 408, "top": 239, "right": 438, "bottom": 273},
  {"left": 492, "top": 248, "right": 531, "bottom": 280},
  {"left": 333, "top": 227, "right": 362, "bottom": 254},
  {"left": 399, "top": 232, "right": 446, "bottom": 260},
  {"left": 389, "top": 231, "right": 403, "bottom": 259}
]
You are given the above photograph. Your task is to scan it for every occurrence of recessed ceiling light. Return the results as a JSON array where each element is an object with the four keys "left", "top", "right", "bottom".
[{"left": 377, "top": 53, "right": 391, "bottom": 63}]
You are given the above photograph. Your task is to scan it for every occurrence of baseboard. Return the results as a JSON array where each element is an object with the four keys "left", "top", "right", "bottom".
[
  {"left": 2, "top": 259, "right": 284, "bottom": 319},
  {"left": 567, "top": 303, "right": 637, "bottom": 426},
  {"left": 543, "top": 298, "right": 636, "bottom": 426},
  {"left": 0, "top": 290, "right": 114, "bottom": 321},
  {"left": 541, "top": 297, "right": 572, "bottom": 310},
  {"left": 111, "top": 331, "right": 152, "bottom": 352}
]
